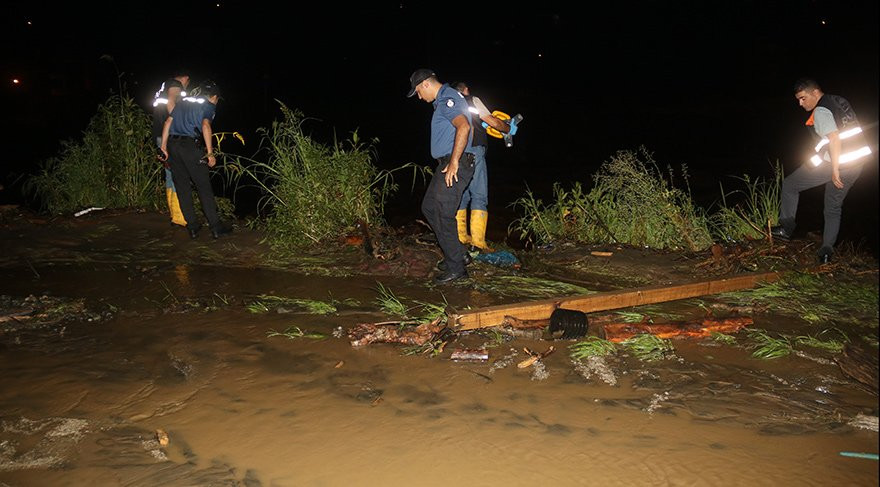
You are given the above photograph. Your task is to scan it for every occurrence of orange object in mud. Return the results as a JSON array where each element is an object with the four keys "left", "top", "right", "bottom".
[
  {"left": 602, "top": 317, "right": 754, "bottom": 342},
  {"left": 344, "top": 235, "right": 364, "bottom": 246}
]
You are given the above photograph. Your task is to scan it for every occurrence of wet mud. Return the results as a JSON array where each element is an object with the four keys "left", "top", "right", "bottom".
[{"left": 0, "top": 209, "right": 877, "bottom": 486}]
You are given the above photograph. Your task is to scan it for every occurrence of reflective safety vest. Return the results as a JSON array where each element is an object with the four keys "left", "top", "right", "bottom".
[
  {"left": 462, "top": 95, "right": 488, "bottom": 148},
  {"left": 152, "top": 79, "right": 187, "bottom": 107},
  {"left": 807, "top": 94, "right": 871, "bottom": 167}
]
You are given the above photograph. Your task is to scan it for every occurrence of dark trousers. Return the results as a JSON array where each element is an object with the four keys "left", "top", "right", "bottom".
[
  {"left": 778, "top": 161, "right": 863, "bottom": 250},
  {"left": 167, "top": 137, "right": 220, "bottom": 231},
  {"left": 421, "top": 153, "right": 476, "bottom": 274}
]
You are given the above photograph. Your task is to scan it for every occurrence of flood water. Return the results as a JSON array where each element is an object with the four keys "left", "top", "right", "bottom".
[{"left": 1, "top": 214, "right": 878, "bottom": 486}]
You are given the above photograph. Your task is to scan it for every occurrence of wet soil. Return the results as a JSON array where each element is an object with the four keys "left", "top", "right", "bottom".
[{"left": 0, "top": 207, "right": 877, "bottom": 486}]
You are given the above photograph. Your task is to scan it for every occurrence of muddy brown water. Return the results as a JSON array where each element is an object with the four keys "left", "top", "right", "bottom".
[{"left": 1, "top": 211, "right": 878, "bottom": 486}]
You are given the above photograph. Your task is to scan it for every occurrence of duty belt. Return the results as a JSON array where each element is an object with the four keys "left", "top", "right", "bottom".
[{"left": 436, "top": 152, "right": 475, "bottom": 166}]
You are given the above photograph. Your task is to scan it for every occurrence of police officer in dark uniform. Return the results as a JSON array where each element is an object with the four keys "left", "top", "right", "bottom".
[
  {"left": 408, "top": 68, "right": 477, "bottom": 284},
  {"left": 159, "top": 81, "right": 231, "bottom": 240},
  {"left": 152, "top": 70, "right": 190, "bottom": 226}
]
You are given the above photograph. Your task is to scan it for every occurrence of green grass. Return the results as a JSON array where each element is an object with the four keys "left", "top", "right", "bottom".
[
  {"left": 246, "top": 294, "right": 345, "bottom": 315},
  {"left": 374, "top": 283, "right": 447, "bottom": 324},
  {"left": 612, "top": 306, "right": 682, "bottom": 323},
  {"left": 620, "top": 334, "right": 675, "bottom": 361},
  {"left": 795, "top": 329, "right": 849, "bottom": 353},
  {"left": 709, "top": 161, "right": 782, "bottom": 242},
  {"left": 266, "top": 325, "right": 327, "bottom": 340},
  {"left": 710, "top": 331, "right": 738, "bottom": 345},
  {"left": 720, "top": 272, "right": 879, "bottom": 327},
  {"left": 473, "top": 275, "right": 593, "bottom": 299},
  {"left": 747, "top": 329, "right": 793, "bottom": 359},
  {"left": 509, "top": 148, "right": 713, "bottom": 251},
  {"left": 569, "top": 336, "right": 618, "bottom": 361}
]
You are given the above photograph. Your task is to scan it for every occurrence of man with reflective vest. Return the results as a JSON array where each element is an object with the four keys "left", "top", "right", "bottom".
[
  {"left": 152, "top": 70, "right": 190, "bottom": 227},
  {"left": 451, "top": 81, "right": 518, "bottom": 253},
  {"left": 770, "top": 78, "right": 872, "bottom": 263},
  {"left": 408, "top": 68, "right": 477, "bottom": 284},
  {"left": 159, "top": 81, "right": 231, "bottom": 240}
]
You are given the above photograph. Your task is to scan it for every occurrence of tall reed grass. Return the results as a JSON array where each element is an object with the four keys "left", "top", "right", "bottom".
[
  {"left": 224, "top": 103, "right": 408, "bottom": 253},
  {"left": 709, "top": 161, "right": 783, "bottom": 242},
  {"left": 510, "top": 148, "right": 713, "bottom": 251},
  {"left": 25, "top": 94, "right": 159, "bottom": 214}
]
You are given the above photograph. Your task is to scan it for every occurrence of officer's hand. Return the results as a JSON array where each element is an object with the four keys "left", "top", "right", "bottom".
[
  {"left": 441, "top": 160, "right": 459, "bottom": 187},
  {"left": 207, "top": 154, "right": 216, "bottom": 168},
  {"left": 508, "top": 118, "right": 518, "bottom": 136},
  {"left": 158, "top": 147, "right": 169, "bottom": 162},
  {"left": 831, "top": 168, "right": 843, "bottom": 189}
]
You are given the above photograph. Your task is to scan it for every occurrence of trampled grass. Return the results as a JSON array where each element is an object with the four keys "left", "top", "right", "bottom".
[{"left": 720, "top": 272, "right": 879, "bottom": 327}]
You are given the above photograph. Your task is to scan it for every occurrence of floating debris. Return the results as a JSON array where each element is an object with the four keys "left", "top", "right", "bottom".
[
  {"left": 518, "top": 346, "right": 555, "bottom": 369},
  {"left": 489, "top": 349, "right": 519, "bottom": 373},
  {"left": 450, "top": 348, "right": 489, "bottom": 362},
  {"left": 847, "top": 414, "right": 879, "bottom": 432},
  {"left": 155, "top": 429, "right": 170, "bottom": 447}
]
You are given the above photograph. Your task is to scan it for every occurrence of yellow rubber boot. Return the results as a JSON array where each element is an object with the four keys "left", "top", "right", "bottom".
[
  {"left": 469, "top": 209, "right": 493, "bottom": 252},
  {"left": 456, "top": 209, "right": 471, "bottom": 244},
  {"left": 167, "top": 188, "right": 187, "bottom": 227}
]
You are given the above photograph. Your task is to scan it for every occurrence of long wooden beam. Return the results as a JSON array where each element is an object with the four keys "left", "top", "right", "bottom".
[{"left": 449, "top": 271, "right": 780, "bottom": 330}]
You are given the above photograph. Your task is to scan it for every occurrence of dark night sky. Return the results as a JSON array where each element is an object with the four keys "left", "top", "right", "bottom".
[{"left": 2, "top": 1, "right": 878, "bottom": 244}]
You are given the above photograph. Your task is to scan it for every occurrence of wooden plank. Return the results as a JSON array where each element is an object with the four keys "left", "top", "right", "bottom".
[{"left": 449, "top": 271, "right": 780, "bottom": 330}]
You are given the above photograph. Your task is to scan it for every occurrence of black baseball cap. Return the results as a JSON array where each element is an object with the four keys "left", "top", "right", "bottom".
[{"left": 407, "top": 68, "right": 436, "bottom": 97}]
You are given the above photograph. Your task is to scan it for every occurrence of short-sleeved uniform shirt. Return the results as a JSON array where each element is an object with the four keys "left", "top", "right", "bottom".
[
  {"left": 812, "top": 107, "right": 837, "bottom": 162},
  {"left": 430, "top": 84, "right": 475, "bottom": 159},
  {"left": 168, "top": 99, "right": 216, "bottom": 137}
]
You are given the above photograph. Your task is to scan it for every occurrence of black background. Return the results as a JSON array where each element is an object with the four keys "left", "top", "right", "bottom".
[{"left": 2, "top": 1, "right": 877, "bottom": 250}]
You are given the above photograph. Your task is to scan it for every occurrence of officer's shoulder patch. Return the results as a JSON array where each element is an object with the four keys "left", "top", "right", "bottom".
[{"left": 446, "top": 99, "right": 455, "bottom": 108}]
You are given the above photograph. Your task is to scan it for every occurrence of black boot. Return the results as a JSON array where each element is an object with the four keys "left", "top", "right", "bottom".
[
  {"left": 187, "top": 224, "right": 202, "bottom": 239},
  {"left": 770, "top": 226, "right": 792, "bottom": 241},
  {"left": 211, "top": 222, "right": 233, "bottom": 239},
  {"left": 436, "top": 252, "right": 472, "bottom": 272},
  {"left": 433, "top": 268, "right": 468, "bottom": 284}
]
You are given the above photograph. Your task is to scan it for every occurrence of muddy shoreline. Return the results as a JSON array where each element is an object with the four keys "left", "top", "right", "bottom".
[{"left": 1, "top": 208, "right": 877, "bottom": 486}]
